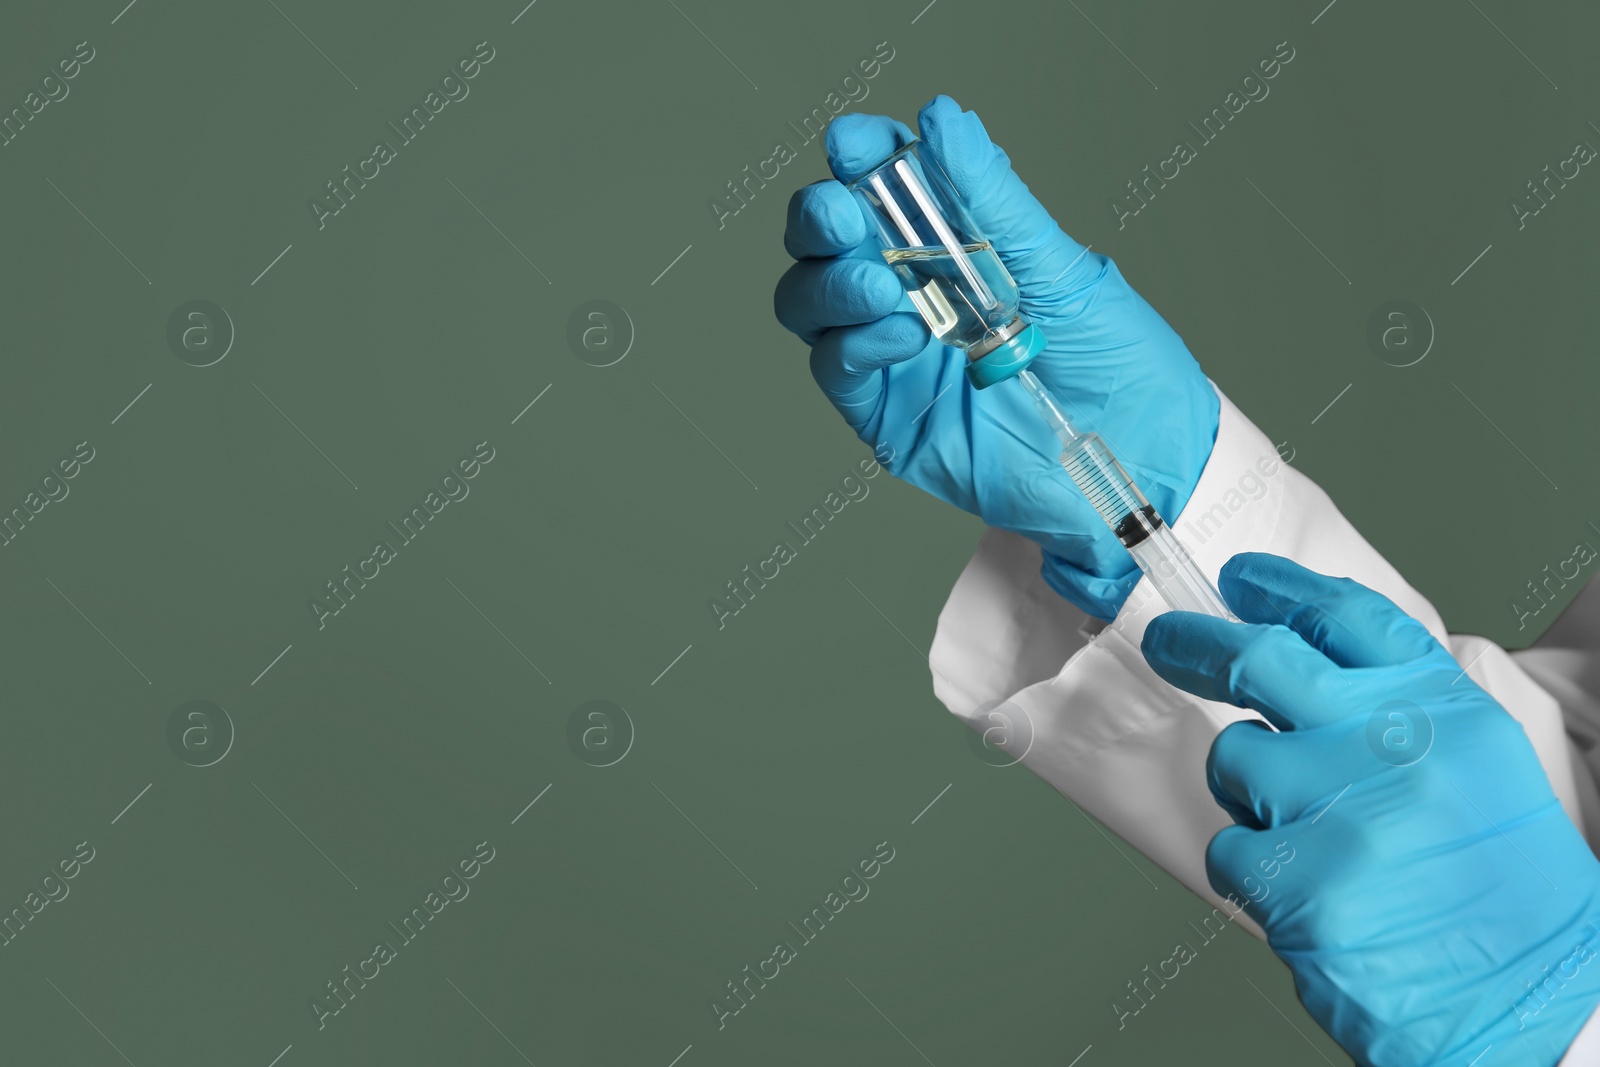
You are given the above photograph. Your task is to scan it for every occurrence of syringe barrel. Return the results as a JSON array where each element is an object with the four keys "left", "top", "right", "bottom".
[
  {"left": 1059, "top": 433, "right": 1152, "bottom": 540},
  {"left": 1126, "top": 522, "right": 1234, "bottom": 619},
  {"left": 1061, "top": 433, "right": 1235, "bottom": 619}
]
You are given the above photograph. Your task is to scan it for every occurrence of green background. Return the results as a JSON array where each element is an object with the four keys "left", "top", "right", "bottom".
[{"left": 0, "top": 0, "right": 1595, "bottom": 1064}]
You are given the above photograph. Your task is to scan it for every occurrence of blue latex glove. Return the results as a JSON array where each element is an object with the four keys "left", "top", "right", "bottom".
[
  {"left": 774, "top": 95, "right": 1219, "bottom": 620},
  {"left": 1142, "top": 552, "right": 1600, "bottom": 1067}
]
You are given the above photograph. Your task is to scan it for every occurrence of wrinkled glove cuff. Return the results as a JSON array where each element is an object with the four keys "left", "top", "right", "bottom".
[{"left": 1039, "top": 551, "right": 1143, "bottom": 623}]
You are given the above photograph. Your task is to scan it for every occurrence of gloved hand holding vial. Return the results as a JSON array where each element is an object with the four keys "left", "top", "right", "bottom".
[{"left": 775, "top": 96, "right": 1227, "bottom": 621}]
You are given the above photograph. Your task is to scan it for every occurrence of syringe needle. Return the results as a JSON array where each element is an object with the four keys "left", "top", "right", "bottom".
[{"left": 1016, "top": 369, "right": 1079, "bottom": 449}]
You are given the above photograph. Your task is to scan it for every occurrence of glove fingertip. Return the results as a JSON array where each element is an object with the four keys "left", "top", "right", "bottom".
[
  {"left": 784, "top": 181, "right": 865, "bottom": 259},
  {"left": 820, "top": 259, "right": 904, "bottom": 327},
  {"left": 1218, "top": 551, "right": 1288, "bottom": 593},
  {"left": 809, "top": 314, "right": 933, "bottom": 425},
  {"left": 1219, "top": 552, "right": 1442, "bottom": 668},
  {"left": 1204, "top": 824, "right": 1256, "bottom": 897},
  {"left": 1139, "top": 610, "right": 1205, "bottom": 668},
  {"left": 826, "top": 115, "right": 914, "bottom": 183},
  {"left": 882, "top": 308, "right": 932, "bottom": 351},
  {"left": 917, "top": 94, "right": 998, "bottom": 196},
  {"left": 861, "top": 259, "right": 909, "bottom": 315},
  {"left": 1207, "top": 720, "right": 1273, "bottom": 828},
  {"left": 831, "top": 313, "right": 932, "bottom": 377}
]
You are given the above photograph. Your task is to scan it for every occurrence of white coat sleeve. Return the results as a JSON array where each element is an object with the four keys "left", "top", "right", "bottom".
[
  {"left": 928, "top": 384, "right": 1586, "bottom": 927},
  {"left": 1562, "top": 1007, "right": 1600, "bottom": 1065}
]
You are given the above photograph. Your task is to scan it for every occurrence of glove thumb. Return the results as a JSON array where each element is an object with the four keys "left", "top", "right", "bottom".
[{"left": 916, "top": 95, "right": 1101, "bottom": 299}]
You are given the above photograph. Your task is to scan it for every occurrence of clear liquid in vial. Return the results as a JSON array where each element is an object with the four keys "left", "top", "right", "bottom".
[{"left": 883, "top": 242, "right": 1020, "bottom": 350}]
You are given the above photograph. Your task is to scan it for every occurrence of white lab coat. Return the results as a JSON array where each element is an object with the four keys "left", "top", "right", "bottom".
[{"left": 929, "top": 387, "right": 1600, "bottom": 1061}]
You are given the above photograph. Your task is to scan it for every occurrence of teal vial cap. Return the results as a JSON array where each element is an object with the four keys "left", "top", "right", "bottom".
[{"left": 965, "top": 322, "right": 1046, "bottom": 389}]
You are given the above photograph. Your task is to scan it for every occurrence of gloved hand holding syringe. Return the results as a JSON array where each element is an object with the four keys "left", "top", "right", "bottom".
[
  {"left": 845, "top": 137, "right": 1232, "bottom": 618},
  {"left": 776, "top": 96, "right": 1230, "bottom": 621}
]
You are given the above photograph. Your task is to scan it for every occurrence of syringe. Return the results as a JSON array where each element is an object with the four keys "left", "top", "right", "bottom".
[
  {"left": 847, "top": 139, "right": 1234, "bottom": 620},
  {"left": 1013, "top": 369, "right": 1232, "bottom": 618}
]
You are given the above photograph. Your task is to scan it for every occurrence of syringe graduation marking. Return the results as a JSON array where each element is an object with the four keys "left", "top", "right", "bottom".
[{"left": 1061, "top": 439, "right": 1140, "bottom": 517}]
